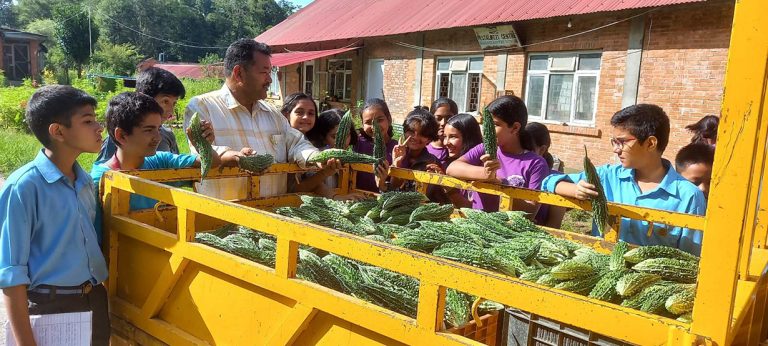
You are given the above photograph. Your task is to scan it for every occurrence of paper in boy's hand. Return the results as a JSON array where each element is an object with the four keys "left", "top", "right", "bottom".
[{"left": 5, "top": 311, "right": 91, "bottom": 346}]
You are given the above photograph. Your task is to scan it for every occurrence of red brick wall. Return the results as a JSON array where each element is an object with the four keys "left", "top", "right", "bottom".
[
  {"left": 635, "top": 1, "right": 732, "bottom": 163},
  {"left": 269, "top": 0, "right": 733, "bottom": 169}
]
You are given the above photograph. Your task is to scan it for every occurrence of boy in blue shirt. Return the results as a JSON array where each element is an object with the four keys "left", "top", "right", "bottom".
[
  {"left": 91, "top": 92, "right": 226, "bottom": 210},
  {"left": 543, "top": 104, "right": 707, "bottom": 255},
  {"left": 95, "top": 67, "right": 187, "bottom": 164},
  {"left": 0, "top": 85, "right": 111, "bottom": 345}
]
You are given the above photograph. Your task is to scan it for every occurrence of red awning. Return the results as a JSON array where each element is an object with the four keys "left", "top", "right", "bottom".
[
  {"left": 153, "top": 63, "right": 220, "bottom": 79},
  {"left": 270, "top": 47, "right": 360, "bottom": 67},
  {"left": 256, "top": 0, "right": 705, "bottom": 46}
]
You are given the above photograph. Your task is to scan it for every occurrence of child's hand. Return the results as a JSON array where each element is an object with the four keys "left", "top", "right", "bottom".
[
  {"left": 318, "top": 158, "right": 342, "bottom": 173},
  {"left": 374, "top": 160, "right": 391, "bottom": 191},
  {"left": 240, "top": 147, "right": 255, "bottom": 156},
  {"left": 392, "top": 136, "right": 411, "bottom": 168},
  {"left": 574, "top": 180, "right": 599, "bottom": 200},
  {"left": 479, "top": 154, "right": 500, "bottom": 182},
  {"left": 425, "top": 163, "right": 444, "bottom": 175}
]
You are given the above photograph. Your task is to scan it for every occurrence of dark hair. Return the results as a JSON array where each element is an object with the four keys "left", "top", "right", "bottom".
[
  {"left": 25, "top": 85, "right": 97, "bottom": 148},
  {"left": 525, "top": 122, "right": 551, "bottom": 149},
  {"left": 675, "top": 143, "right": 715, "bottom": 172},
  {"left": 280, "top": 93, "right": 317, "bottom": 119},
  {"left": 136, "top": 67, "right": 186, "bottom": 99},
  {"left": 360, "top": 98, "right": 394, "bottom": 138},
  {"left": 445, "top": 113, "right": 482, "bottom": 161},
  {"left": 306, "top": 109, "right": 358, "bottom": 149},
  {"left": 610, "top": 104, "right": 670, "bottom": 153},
  {"left": 486, "top": 95, "right": 534, "bottom": 151},
  {"left": 430, "top": 97, "right": 458, "bottom": 115},
  {"left": 402, "top": 106, "right": 439, "bottom": 141},
  {"left": 224, "top": 39, "right": 272, "bottom": 76},
  {"left": 106, "top": 92, "right": 164, "bottom": 147},
  {"left": 685, "top": 115, "right": 719, "bottom": 144},
  {"left": 543, "top": 152, "right": 555, "bottom": 170}
]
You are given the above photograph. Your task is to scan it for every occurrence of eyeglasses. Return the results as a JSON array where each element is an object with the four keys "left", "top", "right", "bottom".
[{"left": 610, "top": 136, "right": 637, "bottom": 150}]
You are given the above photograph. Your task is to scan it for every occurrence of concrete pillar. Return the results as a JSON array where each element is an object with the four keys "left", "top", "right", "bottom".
[{"left": 621, "top": 16, "right": 646, "bottom": 108}]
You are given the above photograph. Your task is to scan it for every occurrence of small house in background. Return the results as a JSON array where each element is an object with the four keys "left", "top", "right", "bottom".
[{"left": 0, "top": 27, "right": 47, "bottom": 83}]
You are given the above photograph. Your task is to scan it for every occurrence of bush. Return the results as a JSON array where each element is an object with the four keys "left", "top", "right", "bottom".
[{"left": 0, "top": 76, "right": 223, "bottom": 129}]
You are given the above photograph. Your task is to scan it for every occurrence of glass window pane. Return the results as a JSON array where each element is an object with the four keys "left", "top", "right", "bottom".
[
  {"left": 526, "top": 75, "right": 545, "bottom": 117},
  {"left": 344, "top": 73, "right": 352, "bottom": 100},
  {"left": 545, "top": 74, "right": 574, "bottom": 122},
  {"left": 574, "top": 76, "right": 597, "bottom": 121},
  {"left": 469, "top": 57, "right": 484, "bottom": 71},
  {"left": 437, "top": 59, "right": 450, "bottom": 71},
  {"left": 450, "top": 73, "right": 467, "bottom": 112},
  {"left": 550, "top": 56, "right": 576, "bottom": 71},
  {"left": 344, "top": 60, "right": 352, "bottom": 71},
  {"left": 438, "top": 73, "right": 450, "bottom": 98},
  {"left": 468, "top": 73, "right": 481, "bottom": 112},
  {"left": 529, "top": 55, "right": 548, "bottom": 70},
  {"left": 578, "top": 53, "right": 602, "bottom": 70}
]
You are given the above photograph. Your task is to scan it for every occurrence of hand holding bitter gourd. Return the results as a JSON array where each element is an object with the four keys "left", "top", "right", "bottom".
[{"left": 187, "top": 112, "right": 214, "bottom": 182}]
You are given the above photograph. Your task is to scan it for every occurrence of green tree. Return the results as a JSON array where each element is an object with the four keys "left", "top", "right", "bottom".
[
  {"left": 53, "top": 5, "right": 98, "bottom": 78},
  {"left": 25, "top": 19, "right": 68, "bottom": 81},
  {"left": 0, "top": 0, "right": 18, "bottom": 28},
  {"left": 90, "top": 38, "right": 141, "bottom": 76},
  {"left": 14, "top": 0, "right": 82, "bottom": 27}
]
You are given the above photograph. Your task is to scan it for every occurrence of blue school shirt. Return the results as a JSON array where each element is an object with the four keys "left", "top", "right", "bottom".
[
  {"left": 542, "top": 160, "right": 707, "bottom": 255},
  {"left": 91, "top": 151, "right": 198, "bottom": 210},
  {"left": 0, "top": 150, "right": 108, "bottom": 289}
]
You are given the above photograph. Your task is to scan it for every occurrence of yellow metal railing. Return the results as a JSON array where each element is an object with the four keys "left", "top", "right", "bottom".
[{"left": 103, "top": 163, "right": 707, "bottom": 345}]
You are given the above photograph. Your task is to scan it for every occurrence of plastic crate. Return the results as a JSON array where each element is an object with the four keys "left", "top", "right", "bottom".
[
  {"left": 503, "top": 309, "right": 630, "bottom": 346},
  {"left": 448, "top": 310, "right": 502, "bottom": 346}
]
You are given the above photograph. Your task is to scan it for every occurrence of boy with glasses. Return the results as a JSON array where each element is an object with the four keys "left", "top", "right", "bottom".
[{"left": 543, "top": 104, "right": 707, "bottom": 255}]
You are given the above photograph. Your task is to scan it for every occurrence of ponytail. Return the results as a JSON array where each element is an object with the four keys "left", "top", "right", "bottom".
[{"left": 518, "top": 127, "right": 535, "bottom": 152}]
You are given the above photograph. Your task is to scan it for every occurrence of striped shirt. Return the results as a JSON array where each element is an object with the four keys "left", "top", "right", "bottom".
[{"left": 184, "top": 85, "right": 318, "bottom": 200}]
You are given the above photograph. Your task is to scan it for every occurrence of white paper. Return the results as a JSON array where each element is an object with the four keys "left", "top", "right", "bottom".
[{"left": 5, "top": 311, "right": 91, "bottom": 346}]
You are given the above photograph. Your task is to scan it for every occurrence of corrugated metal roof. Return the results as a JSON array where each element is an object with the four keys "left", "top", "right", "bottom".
[{"left": 256, "top": 0, "right": 705, "bottom": 46}]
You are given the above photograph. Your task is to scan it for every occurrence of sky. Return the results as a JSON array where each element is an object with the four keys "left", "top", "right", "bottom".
[{"left": 287, "top": 0, "right": 315, "bottom": 8}]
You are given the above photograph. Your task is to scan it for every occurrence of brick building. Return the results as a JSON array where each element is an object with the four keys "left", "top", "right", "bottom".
[
  {"left": 256, "top": 0, "right": 732, "bottom": 167},
  {"left": 0, "top": 27, "right": 47, "bottom": 83}
]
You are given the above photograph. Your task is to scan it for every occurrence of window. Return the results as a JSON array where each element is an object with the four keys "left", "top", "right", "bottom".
[
  {"left": 268, "top": 67, "right": 281, "bottom": 98},
  {"left": 303, "top": 61, "right": 314, "bottom": 97},
  {"left": 435, "top": 56, "right": 484, "bottom": 113},
  {"left": 524, "top": 52, "right": 601, "bottom": 124},
  {"left": 328, "top": 59, "right": 353, "bottom": 101}
]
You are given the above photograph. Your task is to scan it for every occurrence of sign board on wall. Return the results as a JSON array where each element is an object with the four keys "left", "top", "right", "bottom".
[{"left": 473, "top": 25, "right": 521, "bottom": 49}]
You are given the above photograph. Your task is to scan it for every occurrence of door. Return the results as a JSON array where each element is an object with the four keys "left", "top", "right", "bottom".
[{"left": 366, "top": 59, "right": 384, "bottom": 100}]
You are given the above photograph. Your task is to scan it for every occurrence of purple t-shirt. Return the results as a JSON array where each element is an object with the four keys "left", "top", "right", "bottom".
[
  {"left": 461, "top": 143, "right": 549, "bottom": 212},
  {"left": 353, "top": 134, "right": 397, "bottom": 192},
  {"left": 427, "top": 143, "right": 449, "bottom": 168}
]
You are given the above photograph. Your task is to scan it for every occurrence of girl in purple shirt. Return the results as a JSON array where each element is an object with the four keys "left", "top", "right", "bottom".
[
  {"left": 427, "top": 97, "right": 458, "bottom": 167},
  {"left": 438, "top": 113, "right": 483, "bottom": 208},
  {"left": 446, "top": 95, "right": 549, "bottom": 214},
  {"left": 353, "top": 98, "right": 396, "bottom": 192}
]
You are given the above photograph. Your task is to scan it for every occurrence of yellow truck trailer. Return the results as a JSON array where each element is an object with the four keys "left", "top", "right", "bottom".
[{"left": 100, "top": 0, "right": 768, "bottom": 344}]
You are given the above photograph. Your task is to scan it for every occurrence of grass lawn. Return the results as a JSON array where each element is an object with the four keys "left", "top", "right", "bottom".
[{"left": 0, "top": 127, "right": 190, "bottom": 176}]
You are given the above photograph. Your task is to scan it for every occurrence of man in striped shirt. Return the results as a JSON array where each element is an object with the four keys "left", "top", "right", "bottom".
[{"left": 184, "top": 39, "right": 338, "bottom": 200}]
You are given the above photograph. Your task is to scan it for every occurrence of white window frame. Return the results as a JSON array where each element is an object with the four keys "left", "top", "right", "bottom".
[
  {"left": 434, "top": 55, "right": 484, "bottom": 113},
  {"left": 524, "top": 51, "right": 602, "bottom": 126},
  {"left": 327, "top": 58, "right": 353, "bottom": 101},
  {"left": 302, "top": 60, "right": 315, "bottom": 97},
  {"left": 267, "top": 66, "right": 281, "bottom": 99}
]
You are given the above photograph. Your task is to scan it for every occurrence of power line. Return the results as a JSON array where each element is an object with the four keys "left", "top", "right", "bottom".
[
  {"left": 390, "top": 8, "right": 657, "bottom": 54},
  {"left": 95, "top": 9, "right": 230, "bottom": 50}
]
